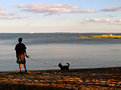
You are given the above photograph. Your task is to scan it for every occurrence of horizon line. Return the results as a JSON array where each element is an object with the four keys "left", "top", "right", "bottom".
[{"left": 0, "top": 32, "right": 121, "bottom": 34}]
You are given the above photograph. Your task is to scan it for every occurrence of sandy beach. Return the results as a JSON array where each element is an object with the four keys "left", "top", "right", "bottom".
[{"left": 0, "top": 67, "right": 121, "bottom": 90}]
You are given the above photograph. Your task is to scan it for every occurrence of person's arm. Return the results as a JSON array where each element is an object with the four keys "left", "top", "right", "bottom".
[
  {"left": 24, "top": 50, "right": 29, "bottom": 58},
  {"left": 24, "top": 44, "right": 29, "bottom": 58},
  {"left": 15, "top": 45, "right": 18, "bottom": 58}
]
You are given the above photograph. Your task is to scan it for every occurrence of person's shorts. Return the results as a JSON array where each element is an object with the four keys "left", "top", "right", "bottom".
[{"left": 16, "top": 58, "right": 26, "bottom": 64}]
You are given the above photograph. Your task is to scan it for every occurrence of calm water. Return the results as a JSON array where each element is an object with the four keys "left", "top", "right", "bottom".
[{"left": 0, "top": 33, "right": 121, "bottom": 71}]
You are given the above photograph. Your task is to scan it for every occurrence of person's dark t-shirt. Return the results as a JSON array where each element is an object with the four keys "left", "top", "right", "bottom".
[{"left": 15, "top": 43, "right": 26, "bottom": 58}]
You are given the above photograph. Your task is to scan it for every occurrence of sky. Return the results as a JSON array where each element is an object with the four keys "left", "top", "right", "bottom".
[{"left": 0, "top": 0, "right": 121, "bottom": 33}]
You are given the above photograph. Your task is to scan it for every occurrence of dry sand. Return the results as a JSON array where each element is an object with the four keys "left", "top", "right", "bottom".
[{"left": 0, "top": 67, "right": 121, "bottom": 90}]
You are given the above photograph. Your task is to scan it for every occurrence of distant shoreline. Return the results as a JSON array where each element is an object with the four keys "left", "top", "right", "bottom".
[
  {"left": 77, "top": 34, "right": 121, "bottom": 39},
  {"left": 1, "top": 32, "right": 121, "bottom": 34}
]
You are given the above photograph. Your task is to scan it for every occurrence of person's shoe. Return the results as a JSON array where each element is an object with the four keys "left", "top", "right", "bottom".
[
  {"left": 19, "top": 71, "right": 22, "bottom": 74},
  {"left": 25, "top": 70, "right": 28, "bottom": 73}
]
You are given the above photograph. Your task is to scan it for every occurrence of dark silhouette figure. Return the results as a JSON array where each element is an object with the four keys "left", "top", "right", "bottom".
[
  {"left": 15, "top": 38, "right": 29, "bottom": 72},
  {"left": 58, "top": 63, "right": 70, "bottom": 71}
]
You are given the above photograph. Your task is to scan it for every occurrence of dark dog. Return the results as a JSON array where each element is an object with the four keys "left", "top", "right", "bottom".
[{"left": 58, "top": 63, "right": 70, "bottom": 71}]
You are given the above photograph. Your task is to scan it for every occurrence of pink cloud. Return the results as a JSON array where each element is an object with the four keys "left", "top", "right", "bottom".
[
  {"left": 0, "top": 6, "right": 5, "bottom": 10},
  {"left": 0, "top": 11, "right": 27, "bottom": 19},
  {"left": 0, "top": 5, "right": 27, "bottom": 19},
  {"left": 85, "top": 18, "right": 121, "bottom": 24},
  {"left": 108, "top": 15, "right": 116, "bottom": 17},
  {"left": 101, "top": 7, "right": 121, "bottom": 12},
  {"left": 17, "top": 4, "right": 96, "bottom": 15},
  {"left": 0, "top": 16, "right": 27, "bottom": 19},
  {"left": 0, "top": 11, "right": 16, "bottom": 16}
]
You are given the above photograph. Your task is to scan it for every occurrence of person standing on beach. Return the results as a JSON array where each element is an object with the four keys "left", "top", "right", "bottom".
[{"left": 15, "top": 38, "right": 29, "bottom": 72}]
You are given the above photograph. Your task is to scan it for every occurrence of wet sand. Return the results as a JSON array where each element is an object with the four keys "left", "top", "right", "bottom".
[{"left": 1, "top": 67, "right": 121, "bottom": 90}]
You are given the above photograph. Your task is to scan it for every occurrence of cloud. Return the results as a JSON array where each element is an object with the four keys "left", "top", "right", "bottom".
[
  {"left": 0, "top": 5, "right": 27, "bottom": 19},
  {"left": 104, "top": 14, "right": 116, "bottom": 18},
  {"left": 17, "top": 4, "right": 96, "bottom": 16},
  {"left": 0, "top": 16, "right": 27, "bottom": 19},
  {"left": 108, "top": 15, "right": 116, "bottom": 17},
  {"left": 0, "top": 6, "right": 5, "bottom": 10},
  {"left": 0, "top": 11, "right": 27, "bottom": 19},
  {"left": 0, "top": 15, "right": 28, "bottom": 19},
  {"left": 101, "top": 7, "right": 121, "bottom": 12},
  {"left": 85, "top": 18, "right": 121, "bottom": 24},
  {"left": 0, "top": 8, "right": 27, "bottom": 19},
  {"left": 0, "top": 11, "right": 16, "bottom": 16}
]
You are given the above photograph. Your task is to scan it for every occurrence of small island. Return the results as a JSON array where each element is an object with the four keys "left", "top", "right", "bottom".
[{"left": 77, "top": 34, "right": 121, "bottom": 39}]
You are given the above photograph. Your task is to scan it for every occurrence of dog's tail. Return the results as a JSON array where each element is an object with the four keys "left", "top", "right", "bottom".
[{"left": 66, "top": 63, "right": 70, "bottom": 67}]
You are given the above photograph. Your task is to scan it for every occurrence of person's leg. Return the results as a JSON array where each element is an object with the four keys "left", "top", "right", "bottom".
[
  {"left": 24, "top": 64, "right": 27, "bottom": 72},
  {"left": 19, "top": 64, "right": 22, "bottom": 72}
]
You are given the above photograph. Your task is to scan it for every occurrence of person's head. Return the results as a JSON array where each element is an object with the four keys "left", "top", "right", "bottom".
[{"left": 18, "top": 38, "right": 22, "bottom": 43}]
